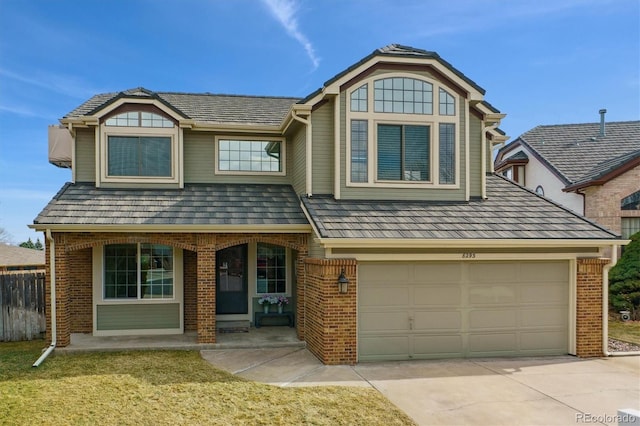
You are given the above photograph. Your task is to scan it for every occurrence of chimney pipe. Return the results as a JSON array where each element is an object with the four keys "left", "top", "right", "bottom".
[{"left": 599, "top": 109, "right": 607, "bottom": 137}]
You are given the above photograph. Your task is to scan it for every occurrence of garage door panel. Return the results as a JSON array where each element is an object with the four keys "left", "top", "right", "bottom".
[
  {"left": 520, "top": 331, "right": 567, "bottom": 351},
  {"left": 521, "top": 284, "right": 568, "bottom": 304},
  {"left": 468, "top": 262, "right": 518, "bottom": 283},
  {"left": 359, "top": 311, "right": 407, "bottom": 332},
  {"left": 521, "top": 308, "right": 567, "bottom": 327},
  {"left": 469, "top": 333, "right": 518, "bottom": 353},
  {"left": 359, "top": 286, "right": 410, "bottom": 307},
  {"left": 414, "top": 311, "right": 461, "bottom": 331},
  {"left": 359, "top": 263, "right": 410, "bottom": 281},
  {"left": 469, "top": 309, "right": 517, "bottom": 329},
  {"left": 413, "top": 263, "right": 462, "bottom": 283},
  {"left": 413, "top": 335, "right": 463, "bottom": 357},
  {"left": 469, "top": 285, "right": 517, "bottom": 304},
  {"left": 360, "top": 336, "right": 410, "bottom": 360},
  {"left": 520, "top": 261, "right": 569, "bottom": 282},
  {"left": 414, "top": 285, "right": 461, "bottom": 306}
]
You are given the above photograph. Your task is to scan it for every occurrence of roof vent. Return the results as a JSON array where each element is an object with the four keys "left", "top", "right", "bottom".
[{"left": 599, "top": 108, "right": 607, "bottom": 137}]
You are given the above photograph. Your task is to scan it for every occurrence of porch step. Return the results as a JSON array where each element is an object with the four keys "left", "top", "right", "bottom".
[{"left": 217, "top": 320, "right": 250, "bottom": 333}]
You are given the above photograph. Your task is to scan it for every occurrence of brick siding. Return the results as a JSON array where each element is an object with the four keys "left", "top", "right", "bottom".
[{"left": 576, "top": 257, "right": 608, "bottom": 357}]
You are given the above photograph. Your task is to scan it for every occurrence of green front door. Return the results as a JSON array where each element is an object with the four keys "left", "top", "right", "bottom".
[{"left": 216, "top": 244, "right": 248, "bottom": 314}]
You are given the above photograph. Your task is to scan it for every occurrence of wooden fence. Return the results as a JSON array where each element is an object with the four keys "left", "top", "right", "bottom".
[{"left": 0, "top": 270, "right": 46, "bottom": 341}]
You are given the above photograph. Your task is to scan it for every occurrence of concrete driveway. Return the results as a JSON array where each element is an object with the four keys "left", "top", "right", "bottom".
[{"left": 201, "top": 348, "right": 640, "bottom": 426}]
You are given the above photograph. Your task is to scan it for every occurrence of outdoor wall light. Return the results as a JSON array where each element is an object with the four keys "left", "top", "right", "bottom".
[{"left": 337, "top": 269, "right": 349, "bottom": 294}]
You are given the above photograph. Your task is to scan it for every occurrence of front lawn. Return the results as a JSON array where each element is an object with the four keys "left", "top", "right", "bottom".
[
  {"left": 0, "top": 341, "right": 414, "bottom": 426},
  {"left": 609, "top": 315, "right": 640, "bottom": 345}
]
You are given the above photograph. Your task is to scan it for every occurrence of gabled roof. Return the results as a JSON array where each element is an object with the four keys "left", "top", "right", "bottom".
[
  {"left": 301, "top": 174, "right": 618, "bottom": 241},
  {"left": 496, "top": 121, "right": 640, "bottom": 186},
  {"left": 64, "top": 88, "right": 301, "bottom": 127},
  {"left": 0, "top": 243, "right": 45, "bottom": 268},
  {"left": 33, "top": 183, "right": 309, "bottom": 230}
]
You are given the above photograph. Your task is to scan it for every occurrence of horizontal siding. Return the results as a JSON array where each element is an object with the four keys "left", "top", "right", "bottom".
[
  {"left": 469, "top": 115, "right": 482, "bottom": 198},
  {"left": 291, "top": 123, "right": 306, "bottom": 195},
  {"left": 183, "top": 130, "right": 292, "bottom": 185},
  {"left": 311, "top": 101, "right": 333, "bottom": 194},
  {"left": 75, "top": 128, "right": 95, "bottom": 182},
  {"left": 96, "top": 303, "right": 180, "bottom": 330},
  {"left": 307, "top": 237, "right": 325, "bottom": 258}
]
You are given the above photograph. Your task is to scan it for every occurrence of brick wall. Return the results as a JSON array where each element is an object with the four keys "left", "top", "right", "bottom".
[
  {"left": 68, "top": 248, "right": 92, "bottom": 333},
  {"left": 304, "top": 258, "right": 357, "bottom": 365},
  {"left": 183, "top": 250, "right": 197, "bottom": 331},
  {"left": 583, "top": 164, "right": 640, "bottom": 234},
  {"left": 576, "top": 257, "right": 608, "bottom": 357}
]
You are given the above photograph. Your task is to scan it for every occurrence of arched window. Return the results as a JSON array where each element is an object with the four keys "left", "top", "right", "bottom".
[
  {"left": 439, "top": 88, "right": 455, "bottom": 116},
  {"left": 373, "top": 77, "right": 433, "bottom": 114},
  {"left": 106, "top": 111, "right": 174, "bottom": 128},
  {"left": 535, "top": 185, "right": 545, "bottom": 196},
  {"left": 350, "top": 84, "right": 368, "bottom": 112}
]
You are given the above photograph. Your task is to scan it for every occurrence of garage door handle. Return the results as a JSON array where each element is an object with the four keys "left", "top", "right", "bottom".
[{"left": 408, "top": 316, "right": 414, "bottom": 330}]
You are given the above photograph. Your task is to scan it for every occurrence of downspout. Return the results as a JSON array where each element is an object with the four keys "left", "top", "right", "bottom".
[
  {"left": 292, "top": 110, "right": 313, "bottom": 196},
  {"left": 334, "top": 94, "right": 341, "bottom": 199},
  {"left": 33, "top": 229, "right": 56, "bottom": 367},
  {"left": 481, "top": 122, "right": 500, "bottom": 199},
  {"left": 602, "top": 244, "right": 618, "bottom": 357}
]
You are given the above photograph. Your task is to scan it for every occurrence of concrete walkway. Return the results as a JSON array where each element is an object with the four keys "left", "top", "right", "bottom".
[{"left": 201, "top": 347, "right": 640, "bottom": 426}]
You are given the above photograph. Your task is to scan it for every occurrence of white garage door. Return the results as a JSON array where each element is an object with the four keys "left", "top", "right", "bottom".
[{"left": 358, "top": 261, "right": 569, "bottom": 361}]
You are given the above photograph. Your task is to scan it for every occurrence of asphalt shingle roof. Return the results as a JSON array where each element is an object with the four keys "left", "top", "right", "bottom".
[
  {"left": 34, "top": 183, "right": 309, "bottom": 227},
  {"left": 0, "top": 244, "right": 45, "bottom": 268},
  {"left": 301, "top": 174, "right": 618, "bottom": 240},
  {"left": 64, "top": 89, "right": 300, "bottom": 126},
  {"left": 512, "top": 121, "right": 640, "bottom": 184}
]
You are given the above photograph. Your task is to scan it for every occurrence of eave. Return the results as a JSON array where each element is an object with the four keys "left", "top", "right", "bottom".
[
  {"left": 29, "top": 224, "right": 313, "bottom": 234},
  {"left": 563, "top": 155, "right": 640, "bottom": 192}
]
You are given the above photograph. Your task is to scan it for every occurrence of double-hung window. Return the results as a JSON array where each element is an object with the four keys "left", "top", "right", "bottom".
[{"left": 347, "top": 75, "right": 458, "bottom": 186}]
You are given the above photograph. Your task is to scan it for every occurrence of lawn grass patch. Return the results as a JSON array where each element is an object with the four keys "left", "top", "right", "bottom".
[
  {"left": 609, "top": 315, "right": 640, "bottom": 345},
  {"left": 0, "top": 340, "right": 415, "bottom": 425}
]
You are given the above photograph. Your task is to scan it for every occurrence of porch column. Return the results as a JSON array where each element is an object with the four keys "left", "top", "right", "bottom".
[
  {"left": 303, "top": 258, "right": 357, "bottom": 365},
  {"left": 196, "top": 235, "right": 216, "bottom": 343},
  {"left": 576, "top": 258, "right": 608, "bottom": 357},
  {"left": 45, "top": 233, "right": 71, "bottom": 347}
]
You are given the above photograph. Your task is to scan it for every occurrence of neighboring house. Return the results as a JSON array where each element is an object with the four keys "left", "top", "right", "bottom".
[
  {"left": 32, "top": 45, "right": 622, "bottom": 364},
  {"left": 0, "top": 243, "right": 45, "bottom": 271},
  {"left": 494, "top": 115, "right": 640, "bottom": 239}
]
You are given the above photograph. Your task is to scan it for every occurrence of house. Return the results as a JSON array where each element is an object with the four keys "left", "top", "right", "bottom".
[
  {"left": 494, "top": 114, "right": 640, "bottom": 239},
  {"left": 32, "top": 44, "right": 623, "bottom": 364},
  {"left": 0, "top": 243, "right": 45, "bottom": 271}
]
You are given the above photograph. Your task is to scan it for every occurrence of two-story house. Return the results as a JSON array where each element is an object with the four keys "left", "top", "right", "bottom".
[
  {"left": 33, "top": 45, "right": 622, "bottom": 364},
  {"left": 494, "top": 114, "right": 640, "bottom": 240}
]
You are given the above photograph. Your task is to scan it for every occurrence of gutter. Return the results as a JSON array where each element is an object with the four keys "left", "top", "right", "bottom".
[
  {"left": 602, "top": 244, "right": 618, "bottom": 357},
  {"left": 291, "top": 110, "right": 313, "bottom": 196},
  {"left": 33, "top": 229, "right": 56, "bottom": 367}
]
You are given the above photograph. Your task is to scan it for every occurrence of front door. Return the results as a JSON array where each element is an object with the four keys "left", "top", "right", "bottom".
[{"left": 216, "top": 244, "right": 248, "bottom": 314}]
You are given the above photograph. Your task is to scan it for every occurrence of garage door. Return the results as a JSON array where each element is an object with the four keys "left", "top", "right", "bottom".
[{"left": 358, "top": 261, "right": 569, "bottom": 361}]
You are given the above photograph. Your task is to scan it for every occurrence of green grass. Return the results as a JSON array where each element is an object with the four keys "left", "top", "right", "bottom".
[
  {"left": 609, "top": 315, "right": 640, "bottom": 345},
  {"left": 0, "top": 340, "right": 415, "bottom": 426}
]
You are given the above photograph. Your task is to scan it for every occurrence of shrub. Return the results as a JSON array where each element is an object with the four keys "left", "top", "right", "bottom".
[{"left": 609, "top": 231, "right": 640, "bottom": 320}]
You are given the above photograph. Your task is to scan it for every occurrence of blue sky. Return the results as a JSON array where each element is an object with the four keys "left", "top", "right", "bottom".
[{"left": 0, "top": 0, "right": 638, "bottom": 245}]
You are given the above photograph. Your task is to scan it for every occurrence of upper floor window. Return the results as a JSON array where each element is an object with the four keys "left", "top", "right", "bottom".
[
  {"left": 216, "top": 137, "right": 285, "bottom": 175},
  {"left": 374, "top": 77, "right": 433, "bottom": 114},
  {"left": 621, "top": 190, "right": 640, "bottom": 210},
  {"left": 350, "top": 84, "right": 368, "bottom": 112},
  {"left": 108, "top": 136, "right": 171, "bottom": 177},
  {"left": 347, "top": 74, "right": 458, "bottom": 187},
  {"left": 439, "top": 88, "right": 456, "bottom": 116},
  {"left": 105, "top": 111, "right": 174, "bottom": 128}
]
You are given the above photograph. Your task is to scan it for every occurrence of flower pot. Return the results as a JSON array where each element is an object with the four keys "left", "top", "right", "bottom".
[
  {"left": 278, "top": 304, "right": 283, "bottom": 314},
  {"left": 263, "top": 304, "right": 269, "bottom": 314}
]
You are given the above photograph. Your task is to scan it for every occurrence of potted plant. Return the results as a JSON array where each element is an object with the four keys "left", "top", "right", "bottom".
[
  {"left": 258, "top": 294, "right": 278, "bottom": 313},
  {"left": 276, "top": 295, "right": 289, "bottom": 313}
]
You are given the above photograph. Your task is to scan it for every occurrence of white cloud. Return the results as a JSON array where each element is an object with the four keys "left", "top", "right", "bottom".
[
  {"left": 261, "top": 0, "right": 320, "bottom": 69},
  {"left": 0, "top": 68, "right": 99, "bottom": 100}
]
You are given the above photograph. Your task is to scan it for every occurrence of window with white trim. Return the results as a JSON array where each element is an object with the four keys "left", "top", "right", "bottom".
[
  {"left": 216, "top": 137, "right": 285, "bottom": 175},
  {"left": 256, "top": 243, "right": 286, "bottom": 294},
  {"left": 104, "top": 243, "right": 173, "bottom": 299},
  {"left": 347, "top": 75, "right": 458, "bottom": 186},
  {"left": 105, "top": 111, "right": 174, "bottom": 128}
]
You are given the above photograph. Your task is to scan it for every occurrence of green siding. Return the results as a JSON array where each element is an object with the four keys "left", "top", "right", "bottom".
[
  {"left": 96, "top": 303, "right": 180, "bottom": 330},
  {"left": 311, "top": 102, "right": 333, "bottom": 194},
  {"left": 291, "top": 123, "right": 307, "bottom": 195},
  {"left": 183, "top": 130, "right": 292, "bottom": 185},
  {"left": 469, "top": 115, "right": 483, "bottom": 198},
  {"left": 75, "top": 128, "right": 95, "bottom": 182},
  {"left": 307, "top": 237, "right": 325, "bottom": 258}
]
